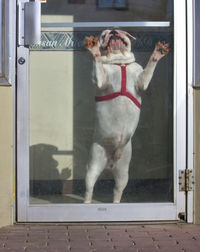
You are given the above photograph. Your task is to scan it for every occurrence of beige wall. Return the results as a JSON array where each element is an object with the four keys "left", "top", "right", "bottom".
[
  {"left": 30, "top": 51, "right": 74, "bottom": 180},
  {"left": 0, "top": 86, "right": 13, "bottom": 227},
  {"left": 194, "top": 89, "right": 200, "bottom": 224}
]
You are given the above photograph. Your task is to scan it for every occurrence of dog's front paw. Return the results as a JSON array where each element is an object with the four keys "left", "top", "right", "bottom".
[
  {"left": 85, "top": 36, "right": 101, "bottom": 57},
  {"left": 85, "top": 36, "right": 98, "bottom": 48},
  {"left": 152, "top": 41, "right": 170, "bottom": 62}
]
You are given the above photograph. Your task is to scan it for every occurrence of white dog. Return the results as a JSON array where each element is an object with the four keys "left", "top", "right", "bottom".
[{"left": 84, "top": 29, "right": 169, "bottom": 203}]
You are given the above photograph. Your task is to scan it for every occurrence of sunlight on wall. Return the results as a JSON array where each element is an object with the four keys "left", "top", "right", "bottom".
[{"left": 30, "top": 15, "right": 74, "bottom": 181}]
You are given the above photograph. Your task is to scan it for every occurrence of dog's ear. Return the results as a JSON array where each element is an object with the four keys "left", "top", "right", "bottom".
[
  {"left": 100, "top": 30, "right": 110, "bottom": 38},
  {"left": 99, "top": 30, "right": 109, "bottom": 45},
  {"left": 124, "top": 31, "right": 136, "bottom": 41},
  {"left": 118, "top": 30, "right": 136, "bottom": 40}
]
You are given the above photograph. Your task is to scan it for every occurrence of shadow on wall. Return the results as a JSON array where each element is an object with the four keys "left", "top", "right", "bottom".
[
  {"left": 29, "top": 144, "right": 173, "bottom": 203},
  {"left": 30, "top": 144, "right": 71, "bottom": 196}
]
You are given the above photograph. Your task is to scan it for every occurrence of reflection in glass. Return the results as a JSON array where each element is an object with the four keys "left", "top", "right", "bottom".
[
  {"left": 29, "top": 26, "right": 173, "bottom": 204},
  {"left": 29, "top": 0, "right": 174, "bottom": 204},
  {"left": 41, "top": 0, "right": 173, "bottom": 22},
  {"left": 97, "top": 0, "right": 128, "bottom": 9}
]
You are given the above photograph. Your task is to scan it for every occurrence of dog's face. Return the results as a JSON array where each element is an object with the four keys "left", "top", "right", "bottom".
[{"left": 99, "top": 29, "right": 136, "bottom": 55}]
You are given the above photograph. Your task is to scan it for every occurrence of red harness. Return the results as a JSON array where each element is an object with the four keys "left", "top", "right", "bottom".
[{"left": 95, "top": 64, "right": 141, "bottom": 109}]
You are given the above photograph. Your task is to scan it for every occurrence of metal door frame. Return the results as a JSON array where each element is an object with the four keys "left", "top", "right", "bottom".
[{"left": 16, "top": 0, "right": 191, "bottom": 222}]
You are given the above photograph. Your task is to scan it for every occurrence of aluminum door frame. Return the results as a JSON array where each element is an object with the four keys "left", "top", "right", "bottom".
[{"left": 17, "top": 0, "right": 188, "bottom": 222}]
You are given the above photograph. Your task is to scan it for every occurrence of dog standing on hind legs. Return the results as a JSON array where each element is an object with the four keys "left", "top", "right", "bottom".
[{"left": 84, "top": 29, "right": 169, "bottom": 203}]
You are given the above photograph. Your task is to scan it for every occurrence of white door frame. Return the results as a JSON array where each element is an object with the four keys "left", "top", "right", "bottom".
[
  {"left": 186, "top": 0, "right": 194, "bottom": 223},
  {"left": 17, "top": 0, "right": 190, "bottom": 222}
]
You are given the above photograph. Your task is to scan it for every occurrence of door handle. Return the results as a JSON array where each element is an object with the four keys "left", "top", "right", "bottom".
[{"left": 24, "top": 0, "right": 41, "bottom": 46}]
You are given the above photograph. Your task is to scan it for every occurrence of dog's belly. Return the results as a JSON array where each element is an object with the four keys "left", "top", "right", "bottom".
[{"left": 94, "top": 96, "right": 140, "bottom": 149}]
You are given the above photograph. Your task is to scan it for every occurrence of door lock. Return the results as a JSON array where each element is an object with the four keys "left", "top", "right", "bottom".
[{"left": 18, "top": 57, "right": 26, "bottom": 65}]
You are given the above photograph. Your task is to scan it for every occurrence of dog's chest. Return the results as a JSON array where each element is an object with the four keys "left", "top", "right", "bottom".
[
  {"left": 95, "top": 63, "right": 142, "bottom": 140},
  {"left": 104, "top": 63, "right": 141, "bottom": 94}
]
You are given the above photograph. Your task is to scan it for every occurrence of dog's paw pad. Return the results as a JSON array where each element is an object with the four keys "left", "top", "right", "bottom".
[
  {"left": 84, "top": 36, "right": 99, "bottom": 49},
  {"left": 156, "top": 41, "right": 170, "bottom": 55}
]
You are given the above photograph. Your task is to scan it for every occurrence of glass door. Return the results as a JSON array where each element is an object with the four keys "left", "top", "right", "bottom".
[{"left": 17, "top": 0, "right": 187, "bottom": 222}]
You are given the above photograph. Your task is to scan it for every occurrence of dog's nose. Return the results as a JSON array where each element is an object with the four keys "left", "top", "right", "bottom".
[{"left": 110, "top": 30, "right": 118, "bottom": 35}]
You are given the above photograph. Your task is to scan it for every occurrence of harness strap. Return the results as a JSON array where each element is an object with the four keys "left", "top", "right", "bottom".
[{"left": 95, "top": 64, "right": 141, "bottom": 109}]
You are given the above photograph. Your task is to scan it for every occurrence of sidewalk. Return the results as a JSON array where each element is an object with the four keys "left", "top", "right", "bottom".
[{"left": 0, "top": 223, "right": 200, "bottom": 252}]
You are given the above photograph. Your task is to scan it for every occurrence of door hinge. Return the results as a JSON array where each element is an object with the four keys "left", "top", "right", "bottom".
[{"left": 179, "top": 169, "right": 194, "bottom": 192}]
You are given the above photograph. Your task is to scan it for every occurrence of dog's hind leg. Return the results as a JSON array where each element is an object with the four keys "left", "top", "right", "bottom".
[
  {"left": 84, "top": 143, "right": 107, "bottom": 203},
  {"left": 112, "top": 140, "right": 132, "bottom": 203}
]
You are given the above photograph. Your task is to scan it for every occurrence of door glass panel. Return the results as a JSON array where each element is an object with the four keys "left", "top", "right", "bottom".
[
  {"left": 29, "top": 1, "right": 173, "bottom": 204},
  {"left": 41, "top": 0, "right": 173, "bottom": 22}
]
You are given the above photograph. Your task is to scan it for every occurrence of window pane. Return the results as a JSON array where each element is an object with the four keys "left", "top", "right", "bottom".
[
  {"left": 41, "top": 0, "right": 173, "bottom": 22},
  {"left": 29, "top": 26, "right": 173, "bottom": 204},
  {"left": 29, "top": 0, "right": 174, "bottom": 204}
]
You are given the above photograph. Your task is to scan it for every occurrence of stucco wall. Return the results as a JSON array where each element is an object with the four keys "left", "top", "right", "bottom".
[
  {"left": 0, "top": 86, "right": 13, "bottom": 227},
  {"left": 194, "top": 89, "right": 200, "bottom": 224}
]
